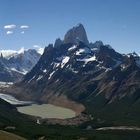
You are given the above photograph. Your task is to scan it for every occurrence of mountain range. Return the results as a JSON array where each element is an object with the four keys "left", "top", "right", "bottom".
[
  {"left": 3, "top": 23, "right": 140, "bottom": 126},
  {"left": 0, "top": 47, "right": 44, "bottom": 82}
]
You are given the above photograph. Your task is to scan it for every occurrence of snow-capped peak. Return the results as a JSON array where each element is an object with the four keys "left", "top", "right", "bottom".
[
  {"left": 18, "top": 47, "right": 25, "bottom": 54},
  {"left": 0, "top": 50, "right": 17, "bottom": 58},
  {"left": 127, "top": 52, "right": 139, "bottom": 58},
  {"left": 33, "top": 45, "right": 44, "bottom": 55},
  {"left": 0, "top": 47, "right": 25, "bottom": 59},
  {"left": 35, "top": 47, "right": 44, "bottom": 55},
  {"left": 0, "top": 47, "right": 42, "bottom": 81},
  {"left": 0, "top": 46, "right": 44, "bottom": 59}
]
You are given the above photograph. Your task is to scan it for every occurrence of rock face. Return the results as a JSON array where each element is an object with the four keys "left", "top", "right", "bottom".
[
  {"left": 54, "top": 38, "right": 63, "bottom": 48},
  {"left": 89, "top": 41, "right": 104, "bottom": 50},
  {"left": 64, "top": 24, "right": 89, "bottom": 45}
]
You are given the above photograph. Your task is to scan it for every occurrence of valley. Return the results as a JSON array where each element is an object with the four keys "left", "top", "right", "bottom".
[
  {"left": 0, "top": 23, "right": 140, "bottom": 139},
  {"left": 1, "top": 0, "right": 140, "bottom": 139}
]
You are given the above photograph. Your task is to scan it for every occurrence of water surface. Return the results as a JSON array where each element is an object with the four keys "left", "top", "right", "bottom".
[{"left": 17, "top": 104, "right": 76, "bottom": 119}]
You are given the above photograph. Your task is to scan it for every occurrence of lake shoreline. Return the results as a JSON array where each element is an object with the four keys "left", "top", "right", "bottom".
[
  {"left": 0, "top": 92, "right": 86, "bottom": 120},
  {"left": 40, "top": 93, "right": 85, "bottom": 116}
]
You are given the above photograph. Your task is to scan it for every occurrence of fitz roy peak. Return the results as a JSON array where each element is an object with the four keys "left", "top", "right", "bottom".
[
  {"left": 5, "top": 24, "right": 140, "bottom": 124},
  {"left": 64, "top": 23, "right": 89, "bottom": 45}
]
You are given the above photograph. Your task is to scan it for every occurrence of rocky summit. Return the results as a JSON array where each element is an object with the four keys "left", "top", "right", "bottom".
[{"left": 64, "top": 23, "right": 89, "bottom": 45}]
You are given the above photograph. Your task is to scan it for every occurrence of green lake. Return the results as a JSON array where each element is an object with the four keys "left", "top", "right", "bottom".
[{"left": 17, "top": 104, "right": 76, "bottom": 119}]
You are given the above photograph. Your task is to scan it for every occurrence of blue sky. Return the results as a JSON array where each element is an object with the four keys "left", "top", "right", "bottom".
[{"left": 0, "top": 0, "right": 140, "bottom": 54}]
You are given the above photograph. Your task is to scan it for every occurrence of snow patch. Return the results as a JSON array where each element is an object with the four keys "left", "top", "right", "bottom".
[
  {"left": 53, "top": 63, "right": 60, "bottom": 69},
  {"left": 77, "top": 55, "right": 97, "bottom": 64},
  {"left": 43, "top": 69, "right": 47, "bottom": 73},
  {"left": 28, "top": 76, "right": 35, "bottom": 83},
  {"left": 120, "top": 64, "right": 127, "bottom": 71},
  {"left": 37, "top": 75, "right": 43, "bottom": 81},
  {"left": 61, "top": 56, "right": 70, "bottom": 68},
  {"left": 105, "top": 68, "right": 112, "bottom": 72},
  {"left": 34, "top": 47, "right": 44, "bottom": 55},
  {"left": 72, "top": 69, "right": 79, "bottom": 73},
  {"left": 91, "top": 48, "right": 99, "bottom": 51},
  {"left": 76, "top": 48, "right": 90, "bottom": 55},
  {"left": 68, "top": 45, "right": 77, "bottom": 51},
  {"left": 48, "top": 71, "right": 55, "bottom": 79},
  {"left": 0, "top": 50, "right": 17, "bottom": 58},
  {"left": 18, "top": 47, "right": 25, "bottom": 54},
  {"left": 11, "top": 68, "right": 27, "bottom": 75}
]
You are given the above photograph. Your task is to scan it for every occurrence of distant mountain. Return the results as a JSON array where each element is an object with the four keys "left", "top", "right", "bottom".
[
  {"left": 5, "top": 24, "right": 140, "bottom": 125},
  {"left": 0, "top": 47, "right": 44, "bottom": 59},
  {"left": 0, "top": 47, "right": 44, "bottom": 82}
]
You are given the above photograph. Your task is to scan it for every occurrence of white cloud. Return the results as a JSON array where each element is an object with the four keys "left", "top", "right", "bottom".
[
  {"left": 6, "top": 31, "right": 13, "bottom": 35},
  {"left": 4, "top": 24, "right": 16, "bottom": 29},
  {"left": 21, "top": 31, "right": 25, "bottom": 34},
  {"left": 33, "top": 45, "right": 41, "bottom": 48},
  {"left": 20, "top": 25, "right": 29, "bottom": 29}
]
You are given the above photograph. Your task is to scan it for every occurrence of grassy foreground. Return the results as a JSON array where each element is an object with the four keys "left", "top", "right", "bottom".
[{"left": 0, "top": 130, "right": 26, "bottom": 140}]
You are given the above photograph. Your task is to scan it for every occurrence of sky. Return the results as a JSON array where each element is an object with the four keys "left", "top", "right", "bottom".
[{"left": 0, "top": 0, "right": 140, "bottom": 54}]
